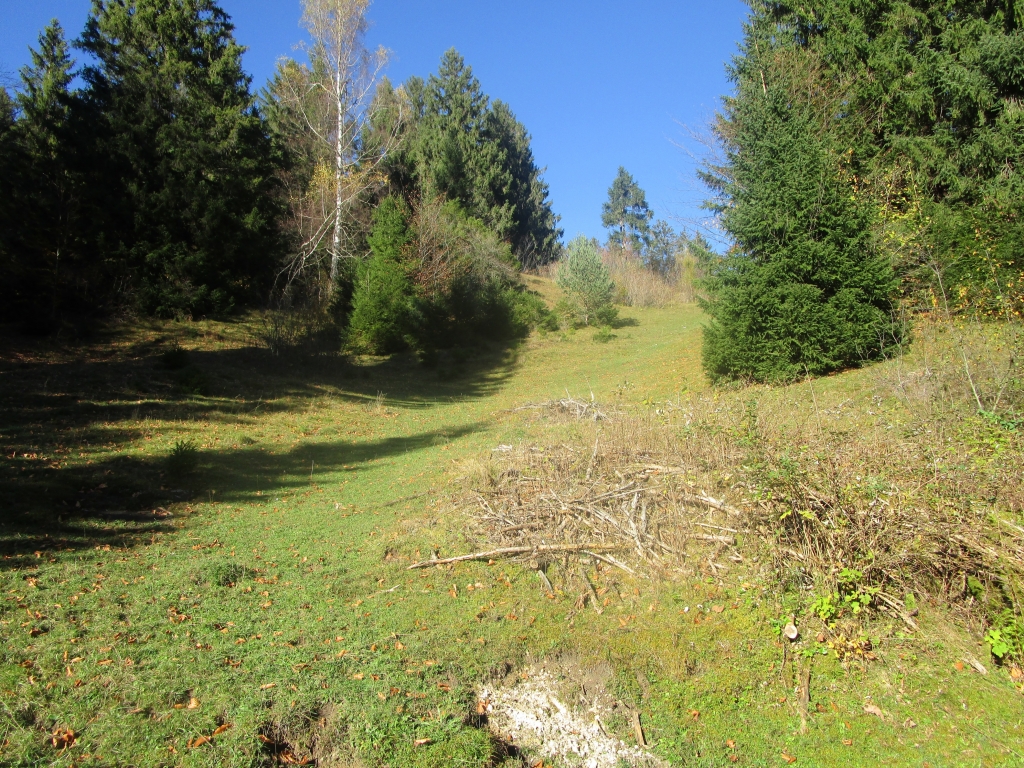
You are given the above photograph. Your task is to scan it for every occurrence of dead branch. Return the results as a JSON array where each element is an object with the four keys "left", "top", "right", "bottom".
[{"left": 407, "top": 544, "right": 628, "bottom": 570}]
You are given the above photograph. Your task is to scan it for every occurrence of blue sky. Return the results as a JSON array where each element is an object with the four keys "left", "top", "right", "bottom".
[{"left": 0, "top": 0, "right": 749, "bottom": 243}]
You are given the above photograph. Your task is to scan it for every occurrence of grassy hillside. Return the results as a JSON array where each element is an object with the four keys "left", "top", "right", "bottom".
[{"left": 1, "top": 285, "right": 1021, "bottom": 766}]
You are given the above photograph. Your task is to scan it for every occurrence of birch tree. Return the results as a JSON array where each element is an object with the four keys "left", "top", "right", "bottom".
[{"left": 268, "top": 0, "right": 397, "bottom": 297}]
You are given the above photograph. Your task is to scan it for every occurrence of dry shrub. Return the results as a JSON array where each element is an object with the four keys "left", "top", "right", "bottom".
[
  {"left": 455, "top": 318, "right": 1024, "bottom": 638},
  {"left": 601, "top": 249, "right": 679, "bottom": 308}
]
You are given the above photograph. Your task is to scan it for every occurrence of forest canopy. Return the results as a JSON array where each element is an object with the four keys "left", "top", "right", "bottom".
[
  {"left": 700, "top": 0, "right": 1024, "bottom": 382},
  {"left": 0, "top": 1, "right": 560, "bottom": 350}
]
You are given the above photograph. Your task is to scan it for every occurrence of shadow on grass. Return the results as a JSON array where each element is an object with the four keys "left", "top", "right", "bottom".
[
  {"left": 0, "top": 422, "right": 483, "bottom": 567},
  {"left": 0, "top": 321, "right": 510, "bottom": 564}
]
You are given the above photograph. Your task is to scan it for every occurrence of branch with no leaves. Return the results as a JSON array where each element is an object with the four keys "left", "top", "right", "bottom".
[{"left": 407, "top": 544, "right": 628, "bottom": 570}]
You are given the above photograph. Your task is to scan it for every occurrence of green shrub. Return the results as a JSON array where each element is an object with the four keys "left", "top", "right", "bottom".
[
  {"left": 167, "top": 438, "right": 199, "bottom": 477},
  {"left": 556, "top": 235, "right": 617, "bottom": 327},
  {"left": 347, "top": 197, "right": 415, "bottom": 354}
]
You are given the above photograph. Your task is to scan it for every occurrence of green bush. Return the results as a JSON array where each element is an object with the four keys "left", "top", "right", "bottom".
[
  {"left": 556, "top": 235, "right": 617, "bottom": 327},
  {"left": 347, "top": 197, "right": 415, "bottom": 354},
  {"left": 167, "top": 438, "right": 199, "bottom": 477}
]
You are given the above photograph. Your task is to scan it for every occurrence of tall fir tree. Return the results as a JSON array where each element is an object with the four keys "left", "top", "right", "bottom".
[
  {"left": 601, "top": 167, "right": 652, "bottom": 252},
  {"left": 699, "top": 12, "right": 901, "bottom": 383},
  {"left": 382, "top": 49, "right": 561, "bottom": 266},
  {"left": 78, "top": 0, "right": 282, "bottom": 317},
  {"left": 0, "top": 86, "right": 19, "bottom": 318},
  {"left": 11, "top": 21, "right": 85, "bottom": 324}
]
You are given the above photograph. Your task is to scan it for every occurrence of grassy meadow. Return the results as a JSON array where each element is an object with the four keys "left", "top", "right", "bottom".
[{"left": 1, "top": 278, "right": 1022, "bottom": 767}]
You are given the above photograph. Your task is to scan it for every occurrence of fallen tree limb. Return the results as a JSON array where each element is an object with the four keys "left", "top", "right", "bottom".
[
  {"left": 682, "top": 494, "right": 744, "bottom": 518},
  {"left": 406, "top": 544, "right": 627, "bottom": 570}
]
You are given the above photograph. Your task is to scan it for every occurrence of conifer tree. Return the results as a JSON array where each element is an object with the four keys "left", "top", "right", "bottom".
[
  {"left": 348, "top": 196, "right": 414, "bottom": 353},
  {"left": 601, "top": 167, "right": 651, "bottom": 252},
  {"left": 12, "top": 20, "right": 83, "bottom": 322},
  {"left": 78, "top": 0, "right": 282, "bottom": 317},
  {"left": 0, "top": 86, "right": 19, "bottom": 318},
  {"left": 557, "top": 235, "right": 616, "bottom": 327},
  {"left": 408, "top": 49, "right": 561, "bottom": 265},
  {"left": 699, "top": 16, "right": 901, "bottom": 383}
]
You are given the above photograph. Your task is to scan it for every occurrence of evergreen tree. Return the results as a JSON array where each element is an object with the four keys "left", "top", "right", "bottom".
[
  {"left": 601, "top": 167, "right": 652, "bottom": 252},
  {"left": 730, "top": 1, "right": 1024, "bottom": 314},
  {"left": 348, "top": 196, "right": 414, "bottom": 353},
  {"left": 11, "top": 20, "right": 84, "bottom": 323},
  {"left": 557, "top": 235, "right": 617, "bottom": 327},
  {"left": 699, "top": 17, "right": 901, "bottom": 383},
  {"left": 644, "top": 219, "right": 683, "bottom": 275},
  {"left": 398, "top": 49, "right": 562, "bottom": 265},
  {"left": 78, "top": 0, "right": 282, "bottom": 317},
  {"left": 0, "top": 87, "right": 20, "bottom": 317}
]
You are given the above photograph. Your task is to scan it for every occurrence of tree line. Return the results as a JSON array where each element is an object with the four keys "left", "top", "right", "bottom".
[
  {"left": 0, "top": 0, "right": 561, "bottom": 351},
  {"left": 700, "top": 0, "right": 1024, "bottom": 382}
]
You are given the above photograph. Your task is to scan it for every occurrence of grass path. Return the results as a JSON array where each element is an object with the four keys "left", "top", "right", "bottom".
[{"left": 1, "top": 296, "right": 1022, "bottom": 766}]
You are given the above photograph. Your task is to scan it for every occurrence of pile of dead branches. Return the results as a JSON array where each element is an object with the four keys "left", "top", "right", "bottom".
[{"left": 413, "top": 438, "right": 746, "bottom": 577}]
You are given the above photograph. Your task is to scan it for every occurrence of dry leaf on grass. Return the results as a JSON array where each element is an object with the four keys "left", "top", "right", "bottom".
[
  {"left": 863, "top": 704, "right": 885, "bottom": 719},
  {"left": 51, "top": 729, "right": 76, "bottom": 750},
  {"left": 782, "top": 753, "right": 797, "bottom": 764}
]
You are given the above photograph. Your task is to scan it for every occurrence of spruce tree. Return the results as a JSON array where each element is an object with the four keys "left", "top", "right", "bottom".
[
  {"left": 348, "top": 197, "right": 414, "bottom": 354},
  {"left": 12, "top": 20, "right": 83, "bottom": 323},
  {"left": 78, "top": 0, "right": 282, "bottom": 317},
  {"left": 699, "top": 18, "right": 901, "bottom": 383},
  {"left": 407, "top": 49, "right": 561, "bottom": 265},
  {"left": 0, "top": 87, "right": 19, "bottom": 319},
  {"left": 601, "top": 167, "right": 652, "bottom": 252},
  {"left": 557, "top": 235, "right": 616, "bottom": 327}
]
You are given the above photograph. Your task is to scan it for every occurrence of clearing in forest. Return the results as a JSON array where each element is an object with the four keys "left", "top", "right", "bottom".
[{"left": 1, "top": 285, "right": 1022, "bottom": 766}]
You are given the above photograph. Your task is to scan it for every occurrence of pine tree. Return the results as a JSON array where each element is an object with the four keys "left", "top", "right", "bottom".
[
  {"left": 601, "top": 167, "right": 652, "bottom": 252},
  {"left": 557, "top": 235, "right": 616, "bottom": 327},
  {"left": 644, "top": 219, "right": 682, "bottom": 275},
  {"left": 78, "top": 0, "right": 282, "bottom": 317},
  {"left": 12, "top": 20, "right": 83, "bottom": 323},
  {"left": 410, "top": 49, "right": 561, "bottom": 265},
  {"left": 347, "top": 196, "right": 414, "bottom": 353},
  {"left": 0, "top": 86, "right": 20, "bottom": 318},
  {"left": 699, "top": 16, "right": 901, "bottom": 383}
]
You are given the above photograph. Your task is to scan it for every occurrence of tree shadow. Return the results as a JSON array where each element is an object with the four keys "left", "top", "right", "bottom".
[
  {"left": 0, "top": 320, "right": 515, "bottom": 565},
  {"left": 0, "top": 422, "right": 483, "bottom": 568}
]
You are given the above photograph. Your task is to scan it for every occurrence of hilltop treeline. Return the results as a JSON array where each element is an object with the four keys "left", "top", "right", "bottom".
[
  {"left": 0, "top": 1, "right": 560, "bottom": 349},
  {"left": 701, "top": 0, "right": 1024, "bottom": 381}
]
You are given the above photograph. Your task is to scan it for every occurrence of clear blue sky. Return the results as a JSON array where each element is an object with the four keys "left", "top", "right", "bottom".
[{"left": 0, "top": 0, "right": 749, "bottom": 243}]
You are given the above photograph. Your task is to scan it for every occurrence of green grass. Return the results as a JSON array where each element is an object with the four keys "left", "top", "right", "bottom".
[{"left": 1, "top": 298, "right": 1022, "bottom": 766}]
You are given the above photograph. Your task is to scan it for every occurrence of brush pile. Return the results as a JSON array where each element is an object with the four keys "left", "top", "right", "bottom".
[{"left": 443, "top": 354, "right": 1024, "bottom": 648}]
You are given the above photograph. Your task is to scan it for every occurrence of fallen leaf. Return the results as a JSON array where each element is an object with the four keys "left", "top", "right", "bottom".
[
  {"left": 211, "top": 723, "right": 232, "bottom": 737},
  {"left": 187, "top": 697, "right": 200, "bottom": 710},
  {"left": 726, "top": 739, "right": 736, "bottom": 748},
  {"left": 688, "top": 709, "right": 700, "bottom": 721},
  {"left": 842, "top": 739, "right": 853, "bottom": 746},
  {"left": 97, "top": 659, "right": 113, "bottom": 666},
  {"left": 414, "top": 738, "right": 432, "bottom": 746},
  {"left": 189, "top": 735, "right": 210, "bottom": 749},
  {"left": 782, "top": 753, "right": 797, "bottom": 764},
  {"left": 259, "top": 683, "right": 276, "bottom": 690},
  {"left": 729, "top": 757, "right": 739, "bottom": 764},
  {"left": 953, "top": 661, "right": 965, "bottom": 672},
  {"left": 712, "top": 605, "right": 725, "bottom": 614},
  {"left": 351, "top": 673, "right": 364, "bottom": 680},
  {"left": 863, "top": 704, "right": 885, "bottom": 719},
  {"left": 51, "top": 729, "right": 76, "bottom": 750},
  {"left": 395, "top": 642, "right": 405, "bottom": 650},
  {"left": 903, "top": 718, "right": 917, "bottom": 729}
]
